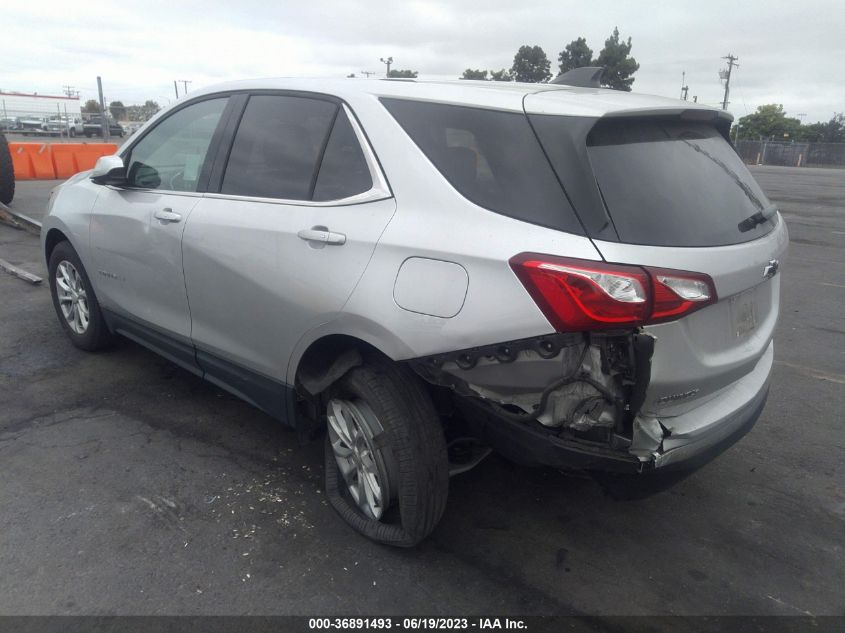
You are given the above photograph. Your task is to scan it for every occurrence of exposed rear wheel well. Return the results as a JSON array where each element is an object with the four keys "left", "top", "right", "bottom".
[
  {"left": 44, "top": 228, "right": 69, "bottom": 262},
  {"left": 295, "top": 334, "right": 390, "bottom": 396}
]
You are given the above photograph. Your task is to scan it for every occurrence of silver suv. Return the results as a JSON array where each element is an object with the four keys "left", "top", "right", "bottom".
[{"left": 42, "top": 77, "right": 788, "bottom": 546}]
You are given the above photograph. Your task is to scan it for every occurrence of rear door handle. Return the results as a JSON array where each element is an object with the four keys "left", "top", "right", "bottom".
[
  {"left": 297, "top": 227, "right": 346, "bottom": 246},
  {"left": 154, "top": 208, "right": 182, "bottom": 223}
]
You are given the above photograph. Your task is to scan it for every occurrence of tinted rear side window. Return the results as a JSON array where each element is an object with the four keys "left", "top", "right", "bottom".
[
  {"left": 585, "top": 119, "right": 776, "bottom": 247},
  {"left": 381, "top": 98, "right": 584, "bottom": 235},
  {"left": 313, "top": 109, "right": 373, "bottom": 201},
  {"left": 222, "top": 95, "right": 337, "bottom": 200}
]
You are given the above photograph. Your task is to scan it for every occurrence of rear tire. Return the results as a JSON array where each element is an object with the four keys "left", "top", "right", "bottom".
[
  {"left": 0, "top": 132, "right": 14, "bottom": 205},
  {"left": 48, "top": 241, "right": 114, "bottom": 351},
  {"left": 324, "top": 355, "right": 449, "bottom": 547}
]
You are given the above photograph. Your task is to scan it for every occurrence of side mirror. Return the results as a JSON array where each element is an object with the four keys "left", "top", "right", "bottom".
[{"left": 90, "top": 155, "right": 127, "bottom": 186}]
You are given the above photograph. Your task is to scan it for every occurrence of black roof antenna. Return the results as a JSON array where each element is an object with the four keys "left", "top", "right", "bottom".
[{"left": 549, "top": 66, "right": 604, "bottom": 88}]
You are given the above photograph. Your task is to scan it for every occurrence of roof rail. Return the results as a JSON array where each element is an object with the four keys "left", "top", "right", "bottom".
[{"left": 549, "top": 66, "right": 604, "bottom": 88}]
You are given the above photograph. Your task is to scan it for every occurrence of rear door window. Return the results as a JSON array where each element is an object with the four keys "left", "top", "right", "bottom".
[
  {"left": 221, "top": 95, "right": 338, "bottom": 200},
  {"left": 381, "top": 98, "right": 584, "bottom": 235},
  {"left": 584, "top": 118, "right": 776, "bottom": 247}
]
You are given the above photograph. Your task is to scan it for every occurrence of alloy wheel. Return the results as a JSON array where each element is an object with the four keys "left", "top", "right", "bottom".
[
  {"left": 55, "top": 260, "right": 90, "bottom": 334},
  {"left": 326, "top": 398, "right": 392, "bottom": 520}
]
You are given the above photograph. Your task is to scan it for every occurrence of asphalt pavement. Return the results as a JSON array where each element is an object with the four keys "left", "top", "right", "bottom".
[{"left": 0, "top": 166, "right": 842, "bottom": 616}]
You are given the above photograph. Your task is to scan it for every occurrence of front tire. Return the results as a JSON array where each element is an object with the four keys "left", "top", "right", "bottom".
[
  {"left": 48, "top": 241, "right": 114, "bottom": 351},
  {"left": 324, "top": 356, "right": 449, "bottom": 547}
]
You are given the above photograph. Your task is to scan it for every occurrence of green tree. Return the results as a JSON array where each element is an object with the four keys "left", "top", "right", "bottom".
[
  {"left": 82, "top": 99, "right": 100, "bottom": 113},
  {"left": 108, "top": 100, "right": 126, "bottom": 121},
  {"left": 388, "top": 69, "right": 418, "bottom": 78},
  {"left": 141, "top": 100, "right": 160, "bottom": 121},
  {"left": 797, "top": 113, "right": 845, "bottom": 143},
  {"left": 126, "top": 100, "right": 161, "bottom": 122},
  {"left": 461, "top": 69, "right": 488, "bottom": 80},
  {"left": 557, "top": 37, "right": 593, "bottom": 74},
  {"left": 510, "top": 45, "right": 551, "bottom": 83},
  {"left": 736, "top": 104, "right": 801, "bottom": 140},
  {"left": 489, "top": 68, "right": 513, "bottom": 82},
  {"left": 594, "top": 27, "right": 639, "bottom": 91}
]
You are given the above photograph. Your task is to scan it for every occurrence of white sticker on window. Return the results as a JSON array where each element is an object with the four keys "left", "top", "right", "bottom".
[{"left": 183, "top": 154, "right": 201, "bottom": 182}]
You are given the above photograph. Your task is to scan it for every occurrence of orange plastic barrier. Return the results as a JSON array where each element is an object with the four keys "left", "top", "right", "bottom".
[
  {"left": 51, "top": 143, "right": 118, "bottom": 179},
  {"left": 9, "top": 143, "right": 55, "bottom": 180},
  {"left": 8, "top": 142, "right": 120, "bottom": 180}
]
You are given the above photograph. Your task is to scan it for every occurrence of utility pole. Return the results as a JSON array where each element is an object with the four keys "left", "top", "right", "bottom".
[
  {"left": 360, "top": 70, "right": 376, "bottom": 78},
  {"left": 174, "top": 80, "right": 179, "bottom": 99},
  {"left": 720, "top": 54, "right": 739, "bottom": 110},
  {"left": 96, "top": 76, "right": 110, "bottom": 141},
  {"left": 680, "top": 71, "right": 689, "bottom": 101},
  {"left": 380, "top": 57, "right": 393, "bottom": 77},
  {"left": 178, "top": 79, "right": 192, "bottom": 95},
  {"left": 62, "top": 85, "right": 78, "bottom": 98}
]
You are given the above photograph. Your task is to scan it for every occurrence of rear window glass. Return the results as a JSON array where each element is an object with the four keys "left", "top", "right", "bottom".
[
  {"left": 381, "top": 98, "right": 584, "bottom": 235},
  {"left": 585, "top": 119, "right": 776, "bottom": 247}
]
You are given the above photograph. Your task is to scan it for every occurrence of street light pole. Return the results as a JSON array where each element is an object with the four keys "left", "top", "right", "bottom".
[{"left": 380, "top": 57, "right": 393, "bottom": 77}]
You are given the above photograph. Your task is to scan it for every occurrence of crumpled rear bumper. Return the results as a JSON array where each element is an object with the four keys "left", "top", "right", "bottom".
[
  {"left": 649, "top": 341, "right": 773, "bottom": 471},
  {"left": 457, "top": 342, "right": 772, "bottom": 477}
]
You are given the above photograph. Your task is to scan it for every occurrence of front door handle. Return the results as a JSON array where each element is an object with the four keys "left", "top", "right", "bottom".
[
  {"left": 154, "top": 208, "right": 182, "bottom": 223},
  {"left": 297, "top": 227, "right": 346, "bottom": 246}
]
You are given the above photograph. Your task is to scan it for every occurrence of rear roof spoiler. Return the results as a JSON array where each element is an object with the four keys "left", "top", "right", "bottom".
[{"left": 550, "top": 66, "right": 604, "bottom": 88}]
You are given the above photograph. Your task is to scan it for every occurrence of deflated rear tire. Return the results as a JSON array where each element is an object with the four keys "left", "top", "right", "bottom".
[{"left": 324, "top": 355, "right": 449, "bottom": 547}]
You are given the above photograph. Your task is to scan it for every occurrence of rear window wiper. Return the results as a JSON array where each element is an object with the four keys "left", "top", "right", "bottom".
[{"left": 738, "top": 203, "right": 778, "bottom": 233}]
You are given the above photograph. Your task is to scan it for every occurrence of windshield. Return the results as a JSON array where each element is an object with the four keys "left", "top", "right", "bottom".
[{"left": 583, "top": 118, "right": 776, "bottom": 247}]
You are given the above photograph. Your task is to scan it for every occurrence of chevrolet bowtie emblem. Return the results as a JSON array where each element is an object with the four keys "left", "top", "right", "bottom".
[{"left": 763, "top": 259, "right": 780, "bottom": 279}]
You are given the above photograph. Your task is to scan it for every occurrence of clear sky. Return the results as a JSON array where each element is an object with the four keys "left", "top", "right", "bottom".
[{"left": 3, "top": 0, "right": 843, "bottom": 123}]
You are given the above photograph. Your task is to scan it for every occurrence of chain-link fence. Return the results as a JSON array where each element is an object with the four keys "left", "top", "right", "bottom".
[
  {"left": 0, "top": 108, "right": 130, "bottom": 140},
  {"left": 0, "top": 108, "right": 84, "bottom": 138},
  {"left": 735, "top": 140, "right": 845, "bottom": 168}
]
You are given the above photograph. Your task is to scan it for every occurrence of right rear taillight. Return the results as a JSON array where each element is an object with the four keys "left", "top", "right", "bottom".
[{"left": 510, "top": 253, "right": 717, "bottom": 331}]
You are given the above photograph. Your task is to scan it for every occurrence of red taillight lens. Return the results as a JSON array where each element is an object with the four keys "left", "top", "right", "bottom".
[
  {"left": 510, "top": 254, "right": 650, "bottom": 330},
  {"left": 510, "top": 254, "right": 717, "bottom": 331}
]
